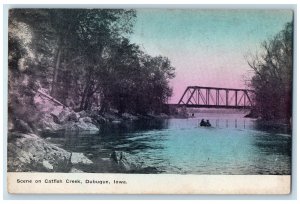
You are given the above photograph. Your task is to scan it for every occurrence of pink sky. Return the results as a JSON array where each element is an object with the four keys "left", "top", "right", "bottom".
[
  {"left": 129, "top": 9, "right": 292, "bottom": 103},
  {"left": 168, "top": 50, "right": 253, "bottom": 103}
]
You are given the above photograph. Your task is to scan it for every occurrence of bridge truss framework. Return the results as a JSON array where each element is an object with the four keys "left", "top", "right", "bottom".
[{"left": 178, "top": 86, "right": 254, "bottom": 109}]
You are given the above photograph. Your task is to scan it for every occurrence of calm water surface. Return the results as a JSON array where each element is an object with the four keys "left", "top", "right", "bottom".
[{"left": 43, "top": 113, "right": 291, "bottom": 174}]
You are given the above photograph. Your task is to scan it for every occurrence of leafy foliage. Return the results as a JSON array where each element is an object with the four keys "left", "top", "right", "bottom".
[
  {"left": 247, "top": 22, "right": 293, "bottom": 120},
  {"left": 8, "top": 9, "right": 175, "bottom": 119}
]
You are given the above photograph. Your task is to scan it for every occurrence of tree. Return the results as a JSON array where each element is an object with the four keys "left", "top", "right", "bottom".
[
  {"left": 247, "top": 22, "right": 293, "bottom": 120},
  {"left": 106, "top": 40, "right": 175, "bottom": 114},
  {"left": 48, "top": 9, "right": 136, "bottom": 100},
  {"left": 8, "top": 9, "right": 54, "bottom": 130},
  {"left": 8, "top": 8, "right": 175, "bottom": 119}
]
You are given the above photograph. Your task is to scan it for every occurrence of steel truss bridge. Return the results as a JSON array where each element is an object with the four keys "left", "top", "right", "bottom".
[{"left": 178, "top": 86, "right": 254, "bottom": 109}]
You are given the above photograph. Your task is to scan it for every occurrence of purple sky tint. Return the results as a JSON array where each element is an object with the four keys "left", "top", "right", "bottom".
[{"left": 129, "top": 9, "right": 293, "bottom": 103}]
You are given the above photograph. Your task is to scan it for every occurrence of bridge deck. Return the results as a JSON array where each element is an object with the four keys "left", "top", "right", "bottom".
[{"left": 174, "top": 104, "right": 251, "bottom": 109}]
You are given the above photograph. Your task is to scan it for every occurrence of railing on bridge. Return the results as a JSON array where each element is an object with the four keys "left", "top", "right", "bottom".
[{"left": 178, "top": 86, "right": 254, "bottom": 109}]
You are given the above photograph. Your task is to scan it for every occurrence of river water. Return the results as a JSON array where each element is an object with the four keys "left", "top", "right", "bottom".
[{"left": 43, "top": 113, "right": 291, "bottom": 175}]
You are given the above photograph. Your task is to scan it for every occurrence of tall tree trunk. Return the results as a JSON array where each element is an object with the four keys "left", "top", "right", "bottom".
[
  {"left": 50, "top": 44, "right": 62, "bottom": 97},
  {"left": 80, "top": 83, "right": 90, "bottom": 110},
  {"left": 100, "top": 98, "right": 109, "bottom": 114},
  {"left": 99, "top": 89, "right": 109, "bottom": 114},
  {"left": 83, "top": 86, "right": 95, "bottom": 110},
  {"left": 80, "top": 91, "right": 87, "bottom": 110},
  {"left": 83, "top": 95, "right": 92, "bottom": 110}
]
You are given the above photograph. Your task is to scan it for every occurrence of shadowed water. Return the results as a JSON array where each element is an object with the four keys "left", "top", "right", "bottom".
[{"left": 43, "top": 113, "right": 291, "bottom": 175}]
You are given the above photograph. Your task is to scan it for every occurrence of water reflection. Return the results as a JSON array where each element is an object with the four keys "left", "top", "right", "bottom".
[
  {"left": 198, "top": 118, "right": 252, "bottom": 129},
  {"left": 100, "top": 119, "right": 169, "bottom": 134},
  {"left": 253, "top": 120, "right": 292, "bottom": 134},
  {"left": 42, "top": 115, "right": 291, "bottom": 175},
  {"left": 44, "top": 119, "right": 169, "bottom": 157}
]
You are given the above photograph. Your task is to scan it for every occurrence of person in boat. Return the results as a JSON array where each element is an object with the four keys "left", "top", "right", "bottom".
[
  {"left": 200, "top": 119, "right": 206, "bottom": 126},
  {"left": 206, "top": 120, "right": 211, "bottom": 127}
]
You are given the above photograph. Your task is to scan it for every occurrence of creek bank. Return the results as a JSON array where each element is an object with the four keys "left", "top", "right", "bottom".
[
  {"left": 253, "top": 118, "right": 292, "bottom": 134},
  {"left": 243, "top": 109, "right": 291, "bottom": 132},
  {"left": 12, "top": 89, "right": 101, "bottom": 133},
  {"left": 70, "top": 150, "right": 161, "bottom": 173},
  {"left": 7, "top": 132, "right": 71, "bottom": 172},
  {"left": 32, "top": 89, "right": 172, "bottom": 133},
  {"left": 244, "top": 110, "right": 259, "bottom": 118},
  {"left": 8, "top": 132, "right": 159, "bottom": 173},
  {"left": 8, "top": 89, "right": 167, "bottom": 173},
  {"left": 12, "top": 89, "right": 178, "bottom": 134},
  {"left": 244, "top": 110, "right": 291, "bottom": 134},
  {"left": 110, "top": 151, "right": 162, "bottom": 173}
]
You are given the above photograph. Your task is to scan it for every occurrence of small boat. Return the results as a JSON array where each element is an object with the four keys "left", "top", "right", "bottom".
[
  {"left": 199, "top": 124, "right": 211, "bottom": 127},
  {"left": 199, "top": 124, "right": 212, "bottom": 128},
  {"left": 199, "top": 119, "right": 212, "bottom": 127}
]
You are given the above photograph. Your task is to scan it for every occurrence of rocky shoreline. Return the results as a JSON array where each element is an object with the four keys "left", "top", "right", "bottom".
[
  {"left": 7, "top": 131, "right": 162, "bottom": 173},
  {"left": 8, "top": 90, "right": 171, "bottom": 173}
]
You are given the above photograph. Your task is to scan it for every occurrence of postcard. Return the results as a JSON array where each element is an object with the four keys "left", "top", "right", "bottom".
[{"left": 7, "top": 8, "right": 293, "bottom": 194}]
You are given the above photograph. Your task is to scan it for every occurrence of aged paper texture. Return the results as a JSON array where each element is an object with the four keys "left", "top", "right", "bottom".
[
  {"left": 7, "top": 8, "right": 293, "bottom": 194},
  {"left": 8, "top": 173, "right": 291, "bottom": 194}
]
